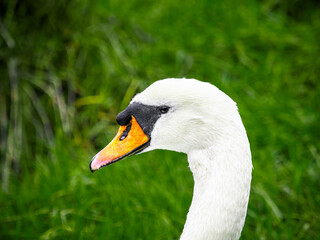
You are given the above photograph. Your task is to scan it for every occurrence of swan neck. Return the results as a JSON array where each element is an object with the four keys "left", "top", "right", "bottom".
[{"left": 180, "top": 133, "right": 252, "bottom": 240}]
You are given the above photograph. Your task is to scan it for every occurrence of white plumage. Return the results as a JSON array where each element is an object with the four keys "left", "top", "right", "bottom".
[{"left": 132, "top": 78, "right": 252, "bottom": 240}]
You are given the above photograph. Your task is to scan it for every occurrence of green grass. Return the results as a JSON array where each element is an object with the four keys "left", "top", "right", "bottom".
[{"left": 1, "top": 0, "right": 319, "bottom": 239}]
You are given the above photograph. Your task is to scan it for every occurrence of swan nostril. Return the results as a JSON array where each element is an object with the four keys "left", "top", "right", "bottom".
[{"left": 119, "top": 122, "right": 132, "bottom": 141}]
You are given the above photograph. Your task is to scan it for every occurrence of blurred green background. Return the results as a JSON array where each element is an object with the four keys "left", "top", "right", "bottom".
[{"left": 1, "top": 0, "right": 319, "bottom": 239}]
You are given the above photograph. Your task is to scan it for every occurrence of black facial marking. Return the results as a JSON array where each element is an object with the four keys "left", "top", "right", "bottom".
[
  {"left": 116, "top": 102, "right": 162, "bottom": 139},
  {"left": 116, "top": 111, "right": 132, "bottom": 125}
]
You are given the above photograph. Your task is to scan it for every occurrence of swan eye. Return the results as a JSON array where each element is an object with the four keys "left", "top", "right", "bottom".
[{"left": 159, "top": 106, "right": 170, "bottom": 114}]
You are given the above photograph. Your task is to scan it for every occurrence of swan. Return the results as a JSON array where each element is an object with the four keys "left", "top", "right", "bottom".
[{"left": 90, "top": 78, "right": 252, "bottom": 240}]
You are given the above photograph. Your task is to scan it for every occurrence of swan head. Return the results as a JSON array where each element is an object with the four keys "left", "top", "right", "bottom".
[{"left": 90, "top": 78, "right": 239, "bottom": 171}]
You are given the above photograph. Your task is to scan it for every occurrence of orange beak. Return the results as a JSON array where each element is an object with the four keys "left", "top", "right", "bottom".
[{"left": 90, "top": 116, "right": 149, "bottom": 172}]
